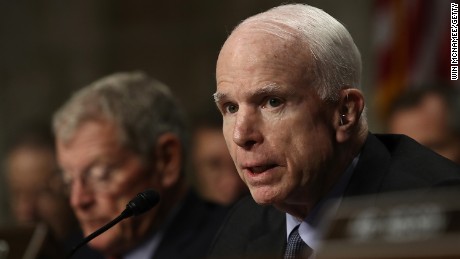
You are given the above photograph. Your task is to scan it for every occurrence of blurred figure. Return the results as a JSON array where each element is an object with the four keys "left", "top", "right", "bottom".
[
  {"left": 53, "top": 72, "right": 227, "bottom": 258},
  {"left": 191, "top": 110, "right": 248, "bottom": 206},
  {"left": 3, "top": 126, "right": 76, "bottom": 240},
  {"left": 2, "top": 125, "right": 103, "bottom": 258},
  {"left": 387, "top": 86, "right": 460, "bottom": 164}
]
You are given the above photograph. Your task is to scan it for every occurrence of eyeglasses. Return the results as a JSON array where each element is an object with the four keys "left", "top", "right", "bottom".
[{"left": 62, "top": 162, "right": 122, "bottom": 194}]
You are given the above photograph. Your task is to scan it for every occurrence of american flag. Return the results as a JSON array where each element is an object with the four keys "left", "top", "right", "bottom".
[{"left": 373, "top": 0, "right": 459, "bottom": 119}]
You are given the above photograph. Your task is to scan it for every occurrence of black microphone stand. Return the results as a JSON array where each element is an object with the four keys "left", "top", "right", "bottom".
[
  {"left": 68, "top": 209, "right": 130, "bottom": 258},
  {"left": 67, "top": 189, "right": 160, "bottom": 258}
]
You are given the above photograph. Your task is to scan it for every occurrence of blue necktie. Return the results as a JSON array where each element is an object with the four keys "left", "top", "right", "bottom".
[{"left": 284, "top": 225, "right": 312, "bottom": 259}]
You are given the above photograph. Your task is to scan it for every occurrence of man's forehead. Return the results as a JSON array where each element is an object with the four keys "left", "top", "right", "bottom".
[{"left": 217, "top": 28, "right": 311, "bottom": 79}]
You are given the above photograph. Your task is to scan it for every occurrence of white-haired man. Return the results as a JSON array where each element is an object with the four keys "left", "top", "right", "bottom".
[
  {"left": 209, "top": 4, "right": 460, "bottom": 258},
  {"left": 54, "top": 72, "right": 227, "bottom": 258}
]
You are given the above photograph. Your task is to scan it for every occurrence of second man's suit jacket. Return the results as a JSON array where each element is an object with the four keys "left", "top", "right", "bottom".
[{"left": 152, "top": 190, "right": 229, "bottom": 259}]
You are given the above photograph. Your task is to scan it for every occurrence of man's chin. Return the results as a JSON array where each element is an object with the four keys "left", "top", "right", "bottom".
[
  {"left": 87, "top": 235, "right": 120, "bottom": 255},
  {"left": 88, "top": 238, "right": 108, "bottom": 253},
  {"left": 83, "top": 225, "right": 124, "bottom": 255},
  {"left": 250, "top": 187, "right": 282, "bottom": 205}
]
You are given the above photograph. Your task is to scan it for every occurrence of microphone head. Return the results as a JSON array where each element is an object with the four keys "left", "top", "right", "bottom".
[{"left": 125, "top": 189, "right": 160, "bottom": 217}]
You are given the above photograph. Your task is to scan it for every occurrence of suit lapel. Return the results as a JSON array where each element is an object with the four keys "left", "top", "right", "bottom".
[
  {"left": 344, "top": 133, "right": 391, "bottom": 200},
  {"left": 246, "top": 230, "right": 285, "bottom": 258},
  {"left": 245, "top": 204, "right": 286, "bottom": 258}
]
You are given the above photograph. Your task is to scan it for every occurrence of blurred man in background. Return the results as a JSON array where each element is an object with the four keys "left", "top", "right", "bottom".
[
  {"left": 387, "top": 86, "right": 460, "bottom": 164},
  {"left": 3, "top": 125, "right": 101, "bottom": 258},
  {"left": 191, "top": 109, "right": 248, "bottom": 206},
  {"left": 53, "top": 72, "right": 227, "bottom": 258},
  {"left": 4, "top": 127, "right": 68, "bottom": 230}
]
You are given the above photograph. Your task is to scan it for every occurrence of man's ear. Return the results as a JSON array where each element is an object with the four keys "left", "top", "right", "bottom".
[
  {"left": 154, "top": 133, "right": 182, "bottom": 189},
  {"left": 335, "top": 88, "right": 365, "bottom": 143}
]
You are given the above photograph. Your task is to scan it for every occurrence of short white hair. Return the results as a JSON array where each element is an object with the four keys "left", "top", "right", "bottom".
[
  {"left": 53, "top": 71, "right": 188, "bottom": 163},
  {"left": 234, "top": 4, "right": 362, "bottom": 101}
]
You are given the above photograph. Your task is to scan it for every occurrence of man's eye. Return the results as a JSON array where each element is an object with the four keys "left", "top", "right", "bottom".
[
  {"left": 265, "top": 97, "right": 283, "bottom": 108},
  {"left": 88, "top": 165, "right": 112, "bottom": 182},
  {"left": 225, "top": 104, "right": 239, "bottom": 113}
]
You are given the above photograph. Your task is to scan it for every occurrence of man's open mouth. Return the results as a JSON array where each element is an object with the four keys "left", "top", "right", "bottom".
[{"left": 247, "top": 164, "right": 278, "bottom": 174}]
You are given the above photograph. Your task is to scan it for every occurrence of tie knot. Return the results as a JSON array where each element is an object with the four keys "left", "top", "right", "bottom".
[{"left": 284, "top": 225, "right": 312, "bottom": 259}]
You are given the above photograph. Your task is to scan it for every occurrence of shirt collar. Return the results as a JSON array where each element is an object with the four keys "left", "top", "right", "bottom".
[{"left": 124, "top": 231, "right": 161, "bottom": 259}]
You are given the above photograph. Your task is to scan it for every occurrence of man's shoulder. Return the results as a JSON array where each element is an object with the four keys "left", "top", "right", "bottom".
[
  {"left": 208, "top": 196, "right": 286, "bottom": 258},
  {"left": 179, "top": 189, "right": 230, "bottom": 232},
  {"left": 371, "top": 133, "right": 460, "bottom": 188},
  {"left": 154, "top": 190, "right": 230, "bottom": 259}
]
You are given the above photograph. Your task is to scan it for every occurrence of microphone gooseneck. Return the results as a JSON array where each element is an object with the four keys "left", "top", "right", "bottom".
[{"left": 68, "top": 189, "right": 160, "bottom": 258}]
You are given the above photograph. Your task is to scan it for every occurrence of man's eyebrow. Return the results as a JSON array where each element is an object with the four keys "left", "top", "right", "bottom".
[
  {"left": 254, "top": 83, "right": 282, "bottom": 96},
  {"left": 213, "top": 92, "right": 226, "bottom": 103},
  {"left": 213, "top": 84, "right": 284, "bottom": 103}
]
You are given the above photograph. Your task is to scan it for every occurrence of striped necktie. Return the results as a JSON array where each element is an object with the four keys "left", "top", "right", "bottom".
[{"left": 284, "top": 225, "right": 313, "bottom": 259}]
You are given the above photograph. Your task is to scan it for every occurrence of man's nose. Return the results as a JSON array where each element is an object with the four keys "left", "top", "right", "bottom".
[
  {"left": 232, "top": 108, "right": 262, "bottom": 149},
  {"left": 70, "top": 180, "right": 94, "bottom": 210}
]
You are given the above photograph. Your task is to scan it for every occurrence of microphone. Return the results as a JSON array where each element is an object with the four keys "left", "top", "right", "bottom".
[{"left": 68, "top": 189, "right": 160, "bottom": 258}]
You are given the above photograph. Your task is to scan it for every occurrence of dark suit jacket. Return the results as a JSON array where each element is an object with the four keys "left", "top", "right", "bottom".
[
  {"left": 208, "top": 133, "right": 460, "bottom": 259},
  {"left": 153, "top": 190, "right": 229, "bottom": 259}
]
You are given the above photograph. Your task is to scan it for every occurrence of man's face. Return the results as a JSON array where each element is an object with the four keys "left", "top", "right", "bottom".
[
  {"left": 388, "top": 93, "right": 450, "bottom": 148},
  {"left": 6, "top": 147, "right": 56, "bottom": 224},
  {"left": 193, "top": 127, "right": 247, "bottom": 205},
  {"left": 57, "top": 120, "right": 159, "bottom": 254},
  {"left": 215, "top": 28, "right": 336, "bottom": 210}
]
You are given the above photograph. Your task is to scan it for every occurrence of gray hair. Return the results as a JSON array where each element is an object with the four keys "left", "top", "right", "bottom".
[
  {"left": 235, "top": 4, "right": 362, "bottom": 101},
  {"left": 53, "top": 71, "right": 188, "bottom": 164}
]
